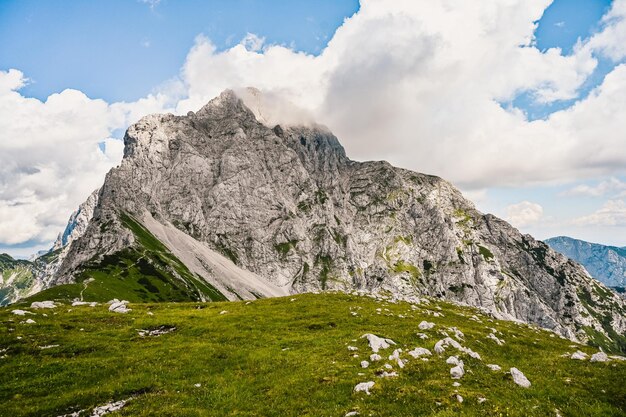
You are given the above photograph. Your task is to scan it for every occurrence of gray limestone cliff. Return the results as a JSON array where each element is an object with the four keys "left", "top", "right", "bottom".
[{"left": 52, "top": 89, "right": 625, "bottom": 348}]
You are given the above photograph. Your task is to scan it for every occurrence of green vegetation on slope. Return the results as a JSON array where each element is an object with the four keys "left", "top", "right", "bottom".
[
  {"left": 1, "top": 292, "right": 624, "bottom": 416},
  {"left": 28, "top": 213, "right": 226, "bottom": 304}
]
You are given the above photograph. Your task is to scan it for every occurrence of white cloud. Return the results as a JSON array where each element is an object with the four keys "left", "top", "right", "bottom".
[
  {"left": 166, "top": 0, "right": 626, "bottom": 188},
  {"left": 0, "top": 70, "right": 124, "bottom": 245},
  {"left": 574, "top": 199, "right": 626, "bottom": 226},
  {"left": 561, "top": 177, "right": 626, "bottom": 197},
  {"left": 505, "top": 201, "right": 544, "bottom": 228}
]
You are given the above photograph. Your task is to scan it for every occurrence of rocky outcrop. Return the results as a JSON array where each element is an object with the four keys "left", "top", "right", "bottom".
[
  {"left": 53, "top": 89, "right": 625, "bottom": 348},
  {"left": 546, "top": 236, "right": 626, "bottom": 289}
]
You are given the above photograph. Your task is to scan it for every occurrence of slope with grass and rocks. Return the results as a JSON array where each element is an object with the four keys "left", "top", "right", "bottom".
[
  {"left": 30, "top": 88, "right": 623, "bottom": 352},
  {"left": 1, "top": 292, "right": 624, "bottom": 417}
]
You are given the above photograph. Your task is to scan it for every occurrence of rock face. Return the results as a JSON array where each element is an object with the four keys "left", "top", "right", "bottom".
[
  {"left": 546, "top": 236, "right": 626, "bottom": 289},
  {"left": 0, "top": 189, "right": 99, "bottom": 305},
  {"left": 51, "top": 89, "right": 625, "bottom": 348}
]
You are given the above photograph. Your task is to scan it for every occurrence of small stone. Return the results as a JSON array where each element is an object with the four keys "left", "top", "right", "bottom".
[
  {"left": 486, "top": 364, "right": 501, "bottom": 371},
  {"left": 510, "top": 367, "right": 531, "bottom": 388},
  {"left": 354, "top": 381, "right": 375, "bottom": 395},
  {"left": 571, "top": 351, "right": 588, "bottom": 360},
  {"left": 590, "top": 352, "right": 610, "bottom": 362},
  {"left": 361, "top": 360, "right": 369, "bottom": 368}
]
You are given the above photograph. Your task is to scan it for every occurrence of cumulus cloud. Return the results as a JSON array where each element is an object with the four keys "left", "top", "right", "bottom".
[
  {"left": 505, "top": 201, "right": 544, "bottom": 228},
  {"left": 560, "top": 177, "right": 626, "bottom": 197},
  {"left": 4, "top": 0, "right": 626, "bottom": 250},
  {"left": 0, "top": 70, "right": 124, "bottom": 245},
  {"left": 574, "top": 199, "right": 626, "bottom": 226},
  {"left": 166, "top": 0, "right": 626, "bottom": 188}
]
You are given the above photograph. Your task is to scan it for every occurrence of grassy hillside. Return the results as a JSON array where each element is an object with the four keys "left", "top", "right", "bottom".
[
  {"left": 28, "top": 213, "right": 226, "bottom": 304},
  {"left": 1, "top": 292, "right": 624, "bottom": 416}
]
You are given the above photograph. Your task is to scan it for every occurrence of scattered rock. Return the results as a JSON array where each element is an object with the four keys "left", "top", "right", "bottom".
[
  {"left": 361, "top": 334, "right": 396, "bottom": 352},
  {"left": 486, "top": 364, "right": 501, "bottom": 371},
  {"left": 455, "top": 394, "right": 463, "bottom": 403},
  {"left": 446, "top": 356, "right": 461, "bottom": 365},
  {"left": 31, "top": 301, "right": 56, "bottom": 309},
  {"left": 418, "top": 321, "right": 435, "bottom": 330},
  {"left": 450, "top": 363, "right": 465, "bottom": 379},
  {"left": 219, "top": 310, "right": 228, "bottom": 315},
  {"left": 590, "top": 352, "right": 610, "bottom": 362},
  {"left": 478, "top": 397, "right": 487, "bottom": 404},
  {"left": 348, "top": 346, "right": 358, "bottom": 351},
  {"left": 510, "top": 367, "right": 531, "bottom": 388},
  {"left": 137, "top": 325, "right": 176, "bottom": 337},
  {"left": 486, "top": 333, "right": 504, "bottom": 345},
  {"left": 11, "top": 310, "right": 31, "bottom": 316},
  {"left": 370, "top": 353, "right": 382, "bottom": 361},
  {"left": 379, "top": 371, "right": 398, "bottom": 378},
  {"left": 108, "top": 299, "right": 131, "bottom": 314},
  {"left": 571, "top": 351, "right": 588, "bottom": 360},
  {"left": 39, "top": 345, "right": 60, "bottom": 350},
  {"left": 354, "top": 381, "right": 375, "bottom": 395},
  {"left": 408, "top": 347, "right": 431, "bottom": 358},
  {"left": 360, "top": 360, "right": 369, "bottom": 368},
  {"left": 345, "top": 412, "right": 359, "bottom": 417},
  {"left": 452, "top": 382, "right": 461, "bottom": 387},
  {"left": 24, "top": 319, "right": 36, "bottom": 324},
  {"left": 416, "top": 333, "right": 429, "bottom": 339}
]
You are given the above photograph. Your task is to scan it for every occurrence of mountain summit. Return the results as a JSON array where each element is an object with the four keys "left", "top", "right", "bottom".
[{"left": 32, "top": 89, "right": 625, "bottom": 351}]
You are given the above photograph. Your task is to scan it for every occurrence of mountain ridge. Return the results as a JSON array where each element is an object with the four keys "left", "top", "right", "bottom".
[
  {"left": 10, "top": 89, "right": 626, "bottom": 352},
  {"left": 546, "top": 236, "right": 626, "bottom": 289}
]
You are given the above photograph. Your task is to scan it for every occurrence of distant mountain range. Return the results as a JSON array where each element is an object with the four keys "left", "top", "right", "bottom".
[{"left": 545, "top": 236, "right": 626, "bottom": 291}]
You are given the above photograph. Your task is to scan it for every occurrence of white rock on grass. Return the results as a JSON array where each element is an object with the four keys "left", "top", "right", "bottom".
[
  {"left": 571, "top": 351, "right": 588, "bottom": 360},
  {"left": 31, "top": 301, "right": 56, "bottom": 309},
  {"left": 370, "top": 353, "right": 382, "bottom": 361},
  {"left": 108, "top": 299, "right": 131, "bottom": 314},
  {"left": 416, "top": 333, "right": 429, "bottom": 340},
  {"left": 345, "top": 412, "right": 359, "bottom": 417},
  {"left": 478, "top": 397, "right": 487, "bottom": 404},
  {"left": 486, "top": 364, "right": 501, "bottom": 371},
  {"left": 11, "top": 310, "right": 31, "bottom": 316},
  {"left": 348, "top": 346, "right": 358, "bottom": 351},
  {"left": 361, "top": 334, "right": 396, "bottom": 353},
  {"left": 408, "top": 347, "right": 431, "bottom": 358},
  {"left": 433, "top": 337, "right": 462, "bottom": 354},
  {"left": 510, "top": 367, "right": 531, "bottom": 388},
  {"left": 418, "top": 321, "right": 435, "bottom": 330},
  {"left": 446, "top": 356, "right": 460, "bottom": 365},
  {"left": 388, "top": 349, "right": 402, "bottom": 361},
  {"left": 24, "top": 319, "right": 36, "bottom": 324},
  {"left": 486, "top": 333, "right": 504, "bottom": 345},
  {"left": 361, "top": 360, "right": 369, "bottom": 368},
  {"left": 354, "top": 381, "right": 375, "bottom": 395},
  {"left": 590, "top": 352, "right": 610, "bottom": 362},
  {"left": 450, "top": 363, "right": 465, "bottom": 379},
  {"left": 455, "top": 394, "right": 464, "bottom": 403},
  {"left": 379, "top": 371, "right": 398, "bottom": 378}
]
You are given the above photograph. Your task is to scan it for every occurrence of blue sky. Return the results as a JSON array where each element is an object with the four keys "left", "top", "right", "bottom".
[
  {"left": 1, "top": 0, "right": 625, "bottom": 257},
  {"left": 0, "top": 0, "right": 359, "bottom": 102}
]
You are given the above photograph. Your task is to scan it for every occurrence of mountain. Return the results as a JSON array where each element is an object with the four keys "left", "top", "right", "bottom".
[
  {"left": 25, "top": 89, "right": 626, "bottom": 351},
  {"left": 0, "top": 189, "right": 100, "bottom": 306},
  {"left": 546, "top": 236, "right": 626, "bottom": 289}
]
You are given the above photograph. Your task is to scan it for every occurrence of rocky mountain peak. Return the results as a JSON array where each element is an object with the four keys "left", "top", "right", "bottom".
[{"left": 39, "top": 89, "right": 626, "bottom": 352}]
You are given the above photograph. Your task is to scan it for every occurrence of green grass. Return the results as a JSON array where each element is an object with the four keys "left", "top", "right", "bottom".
[
  {"left": 1, "top": 292, "right": 624, "bottom": 416},
  {"left": 27, "top": 213, "right": 226, "bottom": 304}
]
